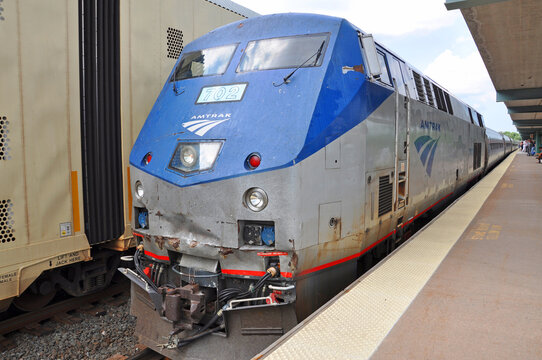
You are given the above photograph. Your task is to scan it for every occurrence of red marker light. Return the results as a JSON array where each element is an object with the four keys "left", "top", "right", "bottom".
[
  {"left": 248, "top": 154, "right": 261, "bottom": 169},
  {"left": 142, "top": 152, "right": 152, "bottom": 166}
]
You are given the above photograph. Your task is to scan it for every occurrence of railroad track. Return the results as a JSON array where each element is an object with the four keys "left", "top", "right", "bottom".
[
  {"left": 107, "top": 347, "right": 167, "bottom": 360},
  {"left": 126, "top": 347, "right": 167, "bottom": 360},
  {"left": 0, "top": 280, "right": 129, "bottom": 351}
]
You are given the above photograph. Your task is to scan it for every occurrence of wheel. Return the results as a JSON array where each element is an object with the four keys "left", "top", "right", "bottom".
[{"left": 12, "top": 280, "right": 56, "bottom": 312}]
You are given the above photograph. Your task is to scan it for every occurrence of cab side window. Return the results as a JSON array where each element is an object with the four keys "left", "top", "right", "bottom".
[
  {"left": 376, "top": 51, "right": 392, "bottom": 86},
  {"left": 389, "top": 56, "right": 406, "bottom": 95}
]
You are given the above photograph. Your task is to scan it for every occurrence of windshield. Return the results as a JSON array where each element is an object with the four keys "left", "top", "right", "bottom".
[
  {"left": 171, "top": 44, "right": 237, "bottom": 81},
  {"left": 237, "top": 33, "right": 329, "bottom": 72}
]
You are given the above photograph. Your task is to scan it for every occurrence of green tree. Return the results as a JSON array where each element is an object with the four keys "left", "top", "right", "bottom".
[{"left": 500, "top": 131, "right": 521, "bottom": 141}]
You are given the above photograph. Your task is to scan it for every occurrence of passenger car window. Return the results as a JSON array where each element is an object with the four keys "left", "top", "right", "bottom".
[
  {"left": 376, "top": 52, "right": 392, "bottom": 86},
  {"left": 237, "top": 33, "right": 329, "bottom": 72},
  {"left": 171, "top": 44, "right": 237, "bottom": 81}
]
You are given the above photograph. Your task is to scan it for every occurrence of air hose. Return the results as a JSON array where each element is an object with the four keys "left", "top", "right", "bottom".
[
  {"left": 218, "top": 267, "right": 276, "bottom": 303},
  {"left": 133, "top": 246, "right": 159, "bottom": 293}
]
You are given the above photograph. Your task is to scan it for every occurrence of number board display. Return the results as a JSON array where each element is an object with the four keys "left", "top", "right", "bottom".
[{"left": 196, "top": 83, "right": 248, "bottom": 104}]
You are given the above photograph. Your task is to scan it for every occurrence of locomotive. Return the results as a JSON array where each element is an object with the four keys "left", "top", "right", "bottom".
[{"left": 121, "top": 13, "right": 514, "bottom": 359}]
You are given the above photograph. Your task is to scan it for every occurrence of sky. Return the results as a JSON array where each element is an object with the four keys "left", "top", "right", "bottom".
[{"left": 232, "top": 0, "right": 515, "bottom": 132}]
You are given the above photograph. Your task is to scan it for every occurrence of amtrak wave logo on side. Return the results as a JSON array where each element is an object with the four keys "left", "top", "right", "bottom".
[
  {"left": 182, "top": 118, "right": 229, "bottom": 136},
  {"left": 414, "top": 135, "right": 440, "bottom": 176}
]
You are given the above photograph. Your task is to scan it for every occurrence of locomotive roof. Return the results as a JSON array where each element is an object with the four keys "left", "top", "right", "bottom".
[
  {"left": 187, "top": 13, "right": 345, "bottom": 49},
  {"left": 191, "top": 12, "right": 483, "bottom": 121}
]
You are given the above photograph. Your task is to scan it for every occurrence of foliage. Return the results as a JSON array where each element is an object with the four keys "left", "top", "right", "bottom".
[{"left": 500, "top": 131, "right": 521, "bottom": 141}]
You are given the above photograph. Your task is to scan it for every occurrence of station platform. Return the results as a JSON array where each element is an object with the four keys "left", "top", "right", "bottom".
[{"left": 257, "top": 151, "right": 542, "bottom": 359}]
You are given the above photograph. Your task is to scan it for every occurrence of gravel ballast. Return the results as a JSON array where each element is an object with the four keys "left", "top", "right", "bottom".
[{"left": 1, "top": 300, "right": 141, "bottom": 360}]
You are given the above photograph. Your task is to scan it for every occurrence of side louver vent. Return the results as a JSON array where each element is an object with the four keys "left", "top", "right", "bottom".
[
  {"left": 0, "top": 200, "right": 15, "bottom": 244},
  {"left": 167, "top": 27, "right": 184, "bottom": 59},
  {"left": 473, "top": 143, "right": 482, "bottom": 170},
  {"left": 423, "top": 78, "right": 435, "bottom": 107},
  {"left": 0, "top": 116, "right": 11, "bottom": 160},
  {"left": 444, "top": 92, "right": 454, "bottom": 115},
  {"left": 432, "top": 84, "right": 446, "bottom": 112},
  {"left": 412, "top": 71, "right": 426, "bottom": 103},
  {"left": 378, "top": 175, "right": 393, "bottom": 217}
]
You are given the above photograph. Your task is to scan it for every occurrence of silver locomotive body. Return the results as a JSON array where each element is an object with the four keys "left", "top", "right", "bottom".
[{"left": 124, "top": 13, "right": 510, "bottom": 359}]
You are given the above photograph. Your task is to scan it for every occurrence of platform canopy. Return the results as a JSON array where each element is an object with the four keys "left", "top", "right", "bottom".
[{"left": 445, "top": 0, "right": 542, "bottom": 139}]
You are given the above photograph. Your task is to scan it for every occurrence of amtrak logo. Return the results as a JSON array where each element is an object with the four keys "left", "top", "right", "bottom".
[
  {"left": 420, "top": 120, "right": 441, "bottom": 132},
  {"left": 414, "top": 135, "right": 440, "bottom": 176},
  {"left": 182, "top": 113, "right": 231, "bottom": 136}
]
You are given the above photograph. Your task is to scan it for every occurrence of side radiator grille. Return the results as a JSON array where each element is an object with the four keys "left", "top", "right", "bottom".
[{"left": 378, "top": 175, "right": 393, "bottom": 217}]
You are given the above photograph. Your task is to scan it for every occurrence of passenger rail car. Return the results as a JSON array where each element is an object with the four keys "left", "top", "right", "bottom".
[{"left": 123, "top": 13, "right": 514, "bottom": 359}]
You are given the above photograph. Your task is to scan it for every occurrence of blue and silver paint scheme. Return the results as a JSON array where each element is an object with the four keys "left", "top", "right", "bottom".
[{"left": 127, "top": 13, "right": 513, "bottom": 358}]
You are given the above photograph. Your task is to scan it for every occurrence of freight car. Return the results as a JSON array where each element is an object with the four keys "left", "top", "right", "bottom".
[
  {"left": 0, "top": 0, "right": 255, "bottom": 313},
  {"left": 121, "top": 13, "right": 514, "bottom": 359}
]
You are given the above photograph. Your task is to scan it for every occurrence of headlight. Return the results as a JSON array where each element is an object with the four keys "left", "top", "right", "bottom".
[
  {"left": 180, "top": 145, "right": 198, "bottom": 168},
  {"left": 135, "top": 181, "right": 144, "bottom": 199},
  {"left": 244, "top": 188, "right": 268, "bottom": 212},
  {"left": 169, "top": 142, "right": 223, "bottom": 175}
]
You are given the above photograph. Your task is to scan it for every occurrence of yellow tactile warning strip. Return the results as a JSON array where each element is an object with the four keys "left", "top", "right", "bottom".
[
  {"left": 371, "top": 151, "right": 542, "bottom": 358},
  {"left": 258, "top": 153, "right": 516, "bottom": 360}
]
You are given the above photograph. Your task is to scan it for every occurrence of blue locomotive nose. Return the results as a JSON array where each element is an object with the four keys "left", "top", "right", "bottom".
[
  {"left": 129, "top": 15, "right": 340, "bottom": 187},
  {"left": 129, "top": 13, "right": 389, "bottom": 189}
]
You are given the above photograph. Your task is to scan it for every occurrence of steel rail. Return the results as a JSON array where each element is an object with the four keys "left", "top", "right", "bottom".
[{"left": 0, "top": 281, "right": 128, "bottom": 336}]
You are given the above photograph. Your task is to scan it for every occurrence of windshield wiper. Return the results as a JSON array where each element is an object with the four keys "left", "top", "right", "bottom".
[
  {"left": 172, "top": 75, "right": 185, "bottom": 95},
  {"left": 313, "top": 40, "right": 325, "bottom": 65},
  {"left": 273, "top": 40, "right": 326, "bottom": 87}
]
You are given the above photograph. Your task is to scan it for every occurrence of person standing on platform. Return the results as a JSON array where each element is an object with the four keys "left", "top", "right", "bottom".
[{"left": 536, "top": 147, "right": 542, "bottom": 163}]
